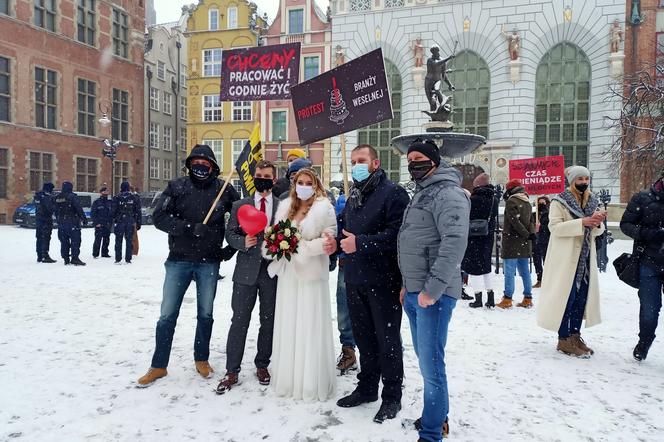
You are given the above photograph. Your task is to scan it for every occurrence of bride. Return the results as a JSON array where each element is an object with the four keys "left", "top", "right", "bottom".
[{"left": 265, "top": 168, "right": 337, "bottom": 401}]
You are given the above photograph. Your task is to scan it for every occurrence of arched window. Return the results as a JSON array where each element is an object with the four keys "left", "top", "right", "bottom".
[
  {"left": 448, "top": 51, "right": 490, "bottom": 138},
  {"left": 535, "top": 43, "right": 590, "bottom": 166},
  {"left": 357, "top": 59, "right": 401, "bottom": 182}
]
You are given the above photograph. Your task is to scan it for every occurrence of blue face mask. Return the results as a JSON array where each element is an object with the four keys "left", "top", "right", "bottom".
[{"left": 352, "top": 164, "right": 371, "bottom": 183}]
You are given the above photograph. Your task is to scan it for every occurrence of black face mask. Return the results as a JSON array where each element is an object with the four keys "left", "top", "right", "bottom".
[
  {"left": 537, "top": 203, "right": 548, "bottom": 212},
  {"left": 408, "top": 160, "right": 434, "bottom": 181},
  {"left": 254, "top": 177, "right": 274, "bottom": 193},
  {"left": 574, "top": 183, "right": 589, "bottom": 193},
  {"left": 190, "top": 164, "right": 211, "bottom": 180}
]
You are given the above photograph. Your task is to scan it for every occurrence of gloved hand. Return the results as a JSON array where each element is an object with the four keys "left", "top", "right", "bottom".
[
  {"left": 220, "top": 245, "right": 237, "bottom": 261},
  {"left": 528, "top": 233, "right": 537, "bottom": 241},
  {"left": 193, "top": 223, "right": 209, "bottom": 238}
]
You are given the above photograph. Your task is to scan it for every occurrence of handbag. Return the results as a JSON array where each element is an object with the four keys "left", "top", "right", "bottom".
[
  {"left": 469, "top": 197, "right": 496, "bottom": 237},
  {"left": 613, "top": 243, "right": 644, "bottom": 289}
]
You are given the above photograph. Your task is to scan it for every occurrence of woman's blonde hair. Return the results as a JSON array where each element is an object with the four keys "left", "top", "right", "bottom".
[{"left": 288, "top": 168, "right": 326, "bottom": 219}]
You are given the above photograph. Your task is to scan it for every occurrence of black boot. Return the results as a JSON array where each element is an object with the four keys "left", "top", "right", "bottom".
[
  {"left": 41, "top": 255, "right": 57, "bottom": 263},
  {"left": 373, "top": 401, "right": 401, "bottom": 423},
  {"left": 633, "top": 340, "right": 651, "bottom": 361},
  {"left": 70, "top": 257, "right": 86, "bottom": 266},
  {"left": 64, "top": 258, "right": 70, "bottom": 265},
  {"left": 469, "top": 292, "right": 483, "bottom": 308},
  {"left": 336, "top": 389, "right": 378, "bottom": 408},
  {"left": 485, "top": 290, "right": 495, "bottom": 308},
  {"left": 461, "top": 286, "right": 473, "bottom": 300}
]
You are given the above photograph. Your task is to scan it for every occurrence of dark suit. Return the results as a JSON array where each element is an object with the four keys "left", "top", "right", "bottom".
[{"left": 224, "top": 193, "right": 279, "bottom": 373}]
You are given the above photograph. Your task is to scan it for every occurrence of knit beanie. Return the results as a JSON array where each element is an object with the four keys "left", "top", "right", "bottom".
[
  {"left": 565, "top": 165, "right": 590, "bottom": 185},
  {"left": 287, "top": 148, "right": 306, "bottom": 160},
  {"left": 506, "top": 179, "right": 522, "bottom": 191},
  {"left": 407, "top": 139, "right": 440, "bottom": 166}
]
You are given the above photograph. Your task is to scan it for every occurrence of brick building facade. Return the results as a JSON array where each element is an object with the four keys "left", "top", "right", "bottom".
[{"left": 0, "top": 0, "right": 145, "bottom": 224}]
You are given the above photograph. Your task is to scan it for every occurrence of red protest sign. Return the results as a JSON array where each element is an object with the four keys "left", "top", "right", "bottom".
[{"left": 509, "top": 155, "right": 566, "bottom": 195}]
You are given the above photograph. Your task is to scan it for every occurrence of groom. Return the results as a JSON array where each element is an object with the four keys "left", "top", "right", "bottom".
[{"left": 217, "top": 161, "right": 279, "bottom": 394}]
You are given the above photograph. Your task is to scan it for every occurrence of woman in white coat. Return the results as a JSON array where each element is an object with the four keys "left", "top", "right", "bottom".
[
  {"left": 536, "top": 166, "right": 607, "bottom": 357},
  {"left": 266, "top": 168, "right": 338, "bottom": 401}
]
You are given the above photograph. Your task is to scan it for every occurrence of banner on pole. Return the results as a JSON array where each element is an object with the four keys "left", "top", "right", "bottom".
[
  {"left": 291, "top": 48, "right": 393, "bottom": 146},
  {"left": 234, "top": 124, "right": 263, "bottom": 196},
  {"left": 220, "top": 42, "right": 300, "bottom": 102},
  {"left": 509, "top": 155, "right": 566, "bottom": 195}
]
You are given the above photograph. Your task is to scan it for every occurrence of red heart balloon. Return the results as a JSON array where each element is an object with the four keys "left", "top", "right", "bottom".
[{"left": 238, "top": 204, "right": 268, "bottom": 236}]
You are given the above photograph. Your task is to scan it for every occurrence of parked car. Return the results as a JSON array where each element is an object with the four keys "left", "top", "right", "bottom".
[
  {"left": 13, "top": 191, "right": 100, "bottom": 228},
  {"left": 138, "top": 191, "right": 161, "bottom": 225}
]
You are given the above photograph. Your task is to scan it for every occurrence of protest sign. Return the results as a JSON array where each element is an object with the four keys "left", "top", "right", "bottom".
[
  {"left": 509, "top": 155, "right": 566, "bottom": 195},
  {"left": 235, "top": 124, "right": 263, "bottom": 196},
  {"left": 291, "top": 48, "right": 393, "bottom": 145},
  {"left": 220, "top": 42, "right": 300, "bottom": 101}
]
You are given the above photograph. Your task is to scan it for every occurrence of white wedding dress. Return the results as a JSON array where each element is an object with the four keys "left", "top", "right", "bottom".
[{"left": 266, "top": 196, "right": 337, "bottom": 402}]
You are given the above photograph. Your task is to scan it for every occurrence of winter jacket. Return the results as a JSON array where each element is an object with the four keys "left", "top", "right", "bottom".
[
  {"left": 91, "top": 196, "right": 113, "bottom": 227},
  {"left": 537, "top": 207, "right": 551, "bottom": 248},
  {"left": 397, "top": 165, "right": 470, "bottom": 300},
  {"left": 620, "top": 180, "right": 664, "bottom": 271},
  {"left": 112, "top": 191, "right": 141, "bottom": 226},
  {"left": 461, "top": 185, "right": 499, "bottom": 275},
  {"left": 501, "top": 188, "right": 535, "bottom": 259},
  {"left": 153, "top": 145, "right": 240, "bottom": 263},
  {"left": 272, "top": 177, "right": 290, "bottom": 200},
  {"left": 53, "top": 182, "right": 86, "bottom": 227},
  {"left": 339, "top": 170, "right": 410, "bottom": 287},
  {"left": 34, "top": 190, "right": 54, "bottom": 223}
]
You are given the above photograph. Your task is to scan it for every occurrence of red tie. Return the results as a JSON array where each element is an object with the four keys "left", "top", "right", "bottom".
[{"left": 260, "top": 197, "right": 266, "bottom": 213}]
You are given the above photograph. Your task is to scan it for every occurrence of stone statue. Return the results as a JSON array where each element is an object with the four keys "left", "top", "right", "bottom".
[
  {"left": 610, "top": 19, "right": 624, "bottom": 53},
  {"left": 326, "top": 6, "right": 332, "bottom": 23},
  {"left": 424, "top": 44, "right": 456, "bottom": 113},
  {"left": 335, "top": 45, "right": 345, "bottom": 67},
  {"left": 412, "top": 38, "right": 425, "bottom": 68},
  {"left": 502, "top": 27, "right": 521, "bottom": 61}
]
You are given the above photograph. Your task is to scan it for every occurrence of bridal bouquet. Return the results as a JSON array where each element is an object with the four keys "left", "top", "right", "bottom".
[{"left": 264, "top": 219, "right": 301, "bottom": 261}]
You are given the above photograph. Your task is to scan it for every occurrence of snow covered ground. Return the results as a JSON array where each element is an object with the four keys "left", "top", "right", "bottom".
[{"left": 1, "top": 225, "right": 662, "bottom": 442}]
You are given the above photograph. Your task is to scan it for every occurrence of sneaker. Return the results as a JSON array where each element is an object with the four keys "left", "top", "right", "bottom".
[
  {"left": 195, "top": 361, "right": 214, "bottom": 379},
  {"left": 496, "top": 297, "right": 513, "bottom": 309},
  {"left": 336, "top": 346, "right": 358, "bottom": 375},
  {"left": 256, "top": 367, "right": 271, "bottom": 385},
  {"left": 633, "top": 340, "right": 651, "bottom": 361},
  {"left": 570, "top": 333, "right": 594, "bottom": 355},
  {"left": 137, "top": 367, "right": 168, "bottom": 387},
  {"left": 557, "top": 338, "right": 591, "bottom": 358},
  {"left": 336, "top": 389, "right": 378, "bottom": 408},
  {"left": 216, "top": 372, "right": 239, "bottom": 394},
  {"left": 516, "top": 297, "right": 533, "bottom": 309},
  {"left": 373, "top": 401, "right": 401, "bottom": 423}
]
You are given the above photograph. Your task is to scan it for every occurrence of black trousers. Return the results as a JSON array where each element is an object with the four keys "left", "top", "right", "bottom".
[
  {"left": 225, "top": 260, "right": 277, "bottom": 373},
  {"left": 93, "top": 225, "right": 111, "bottom": 257},
  {"left": 346, "top": 281, "right": 403, "bottom": 403},
  {"left": 533, "top": 241, "right": 548, "bottom": 281}
]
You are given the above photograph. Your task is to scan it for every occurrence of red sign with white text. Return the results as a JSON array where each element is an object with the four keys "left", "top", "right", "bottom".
[{"left": 509, "top": 155, "right": 566, "bottom": 195}]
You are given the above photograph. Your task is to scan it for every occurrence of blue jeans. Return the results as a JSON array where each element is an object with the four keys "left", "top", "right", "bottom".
[
  {"left": 151, "top": 260, "right": 220, "bottom": 368},
  {"left": 503, "top": 258, "right": 532, "bottom": 299},
  {"left": 558, "top": 279, "right": 589, "bottom": 339},
  {"left": 638, "top": 264, "right": 664, "bottom": 345},
  {"left": 404, "top": 292, "right": 456, "bottom": 442},
  {"left": 336, "top": 265, "right": 355, "bottom": 348},
  {"left": 114, "top": 221, "right": 134, "bottom": 262}
]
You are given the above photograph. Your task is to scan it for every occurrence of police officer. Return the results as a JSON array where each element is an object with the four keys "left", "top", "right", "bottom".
[
  {"left": 34, "top": 182, "right": 56, "bottom": 263},
  {"left": 112, "top": 181, "right": 141, "bottom": 264},
  {"left": 91, "top": 186, "right": 113, "bottom": 258},
  {"left": 53, "top": 181, "right": 87, "bottom": 266}
]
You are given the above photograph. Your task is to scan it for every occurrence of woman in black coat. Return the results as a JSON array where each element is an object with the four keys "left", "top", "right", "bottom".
[
  {"left": 533, "top": 196, "right": 551, "bottom": 288},
  {"left": 462, "top": 173, "right": 499, "bottom": 308}
]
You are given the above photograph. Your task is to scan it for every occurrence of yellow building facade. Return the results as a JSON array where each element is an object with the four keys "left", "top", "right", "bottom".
[{"left": 184, "top": 1, "right": 265, "bottom": 184}]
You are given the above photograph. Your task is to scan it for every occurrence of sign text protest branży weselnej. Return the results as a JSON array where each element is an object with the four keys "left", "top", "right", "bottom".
[
  {"left": 290, "top": 48, "right": 393, "bottom": 145},
  {"left": 220, "top": 42, "right": 300, "bottom": 101},
  {"left": 509, "top": 155, "right": 566, "bottom": 195}
]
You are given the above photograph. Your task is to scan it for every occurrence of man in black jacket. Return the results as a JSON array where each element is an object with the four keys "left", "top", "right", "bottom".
[
  {"left": 53, "top": 181, "right": 87, "bottom": 266},
  {"left": 112, "top": 181, "right": 141, "bottom": 264},
  {"left": 330, "top": 144, "right": 410, "bottom": 423},
  {"left": 137, "top": 145, "right": 240, "bottom": 387},
  {"left": 620, "top": 171, "right": 664, "bottom": 361},
  {"left": 91, "top": 186, "right": 113, "bottom": 258}
]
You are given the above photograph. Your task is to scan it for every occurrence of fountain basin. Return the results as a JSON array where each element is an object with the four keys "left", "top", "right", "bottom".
[{"left": 391, "top": 132, "right": 486, "bottom": 157}]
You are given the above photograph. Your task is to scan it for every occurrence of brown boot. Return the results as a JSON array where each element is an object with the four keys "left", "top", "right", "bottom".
[
  {"left": 516, "top": 297, "right": 533, "bottom": 309},
  {"left": 495, "top": 297, "right": 513, "bottom": 309},
  {"left": 216, "top": 372, "right": 239, "bottom": 394},
  {"left": 256, "top": 367, "right": 271, "bottom": 385},
  {"left": 557, "top": 338, "right": 591, "bottom": 358},
  {"left": 137, "top": 367, "right": 168, "bottom": 387},
  {"left": 195, "top": 361, "right": 214, "bottom": 379},
  {"left": 532, "top": 280, "right": 542, "bottom": 289},
  {"left": 336, "top": 346, "right": 358, "bottom": 375},
  {"left": 571, "top": 333, "right": 594, "bottom": 355}
]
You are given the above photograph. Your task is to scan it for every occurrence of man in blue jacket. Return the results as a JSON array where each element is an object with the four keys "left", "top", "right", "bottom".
[
  {"left": 91, "top": 186, "right": 113, "bottom": 258},
  {"left": 53, "top": 181, "right": 87, "bottom": 266},
  {"left": 34, "top": 182, "right": 56, "bottom": 263},
  {"left": 112, "top": 181, "right": 141, "bottom": 264}
]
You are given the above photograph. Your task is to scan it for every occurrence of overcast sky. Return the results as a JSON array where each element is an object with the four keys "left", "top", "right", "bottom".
[{"left": 156, "top": 0, "right": 329, "bottom": 24}]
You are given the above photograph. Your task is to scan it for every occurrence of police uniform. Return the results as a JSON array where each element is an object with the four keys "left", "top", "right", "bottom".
[
  {"left": 112, "top": 182, "right": 141, "bottom": 263},
  {"left": 53, "top": 181, "right": 87, "bottom": 265},
  {"left": 91, "top": 188, "right": 113, "bottom": 258},
  {"left": 34, "top": 182, "right": 56, "bottom": 263}
]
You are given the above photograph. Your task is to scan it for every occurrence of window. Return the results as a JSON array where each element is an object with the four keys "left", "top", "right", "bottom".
[
  {"left": 288, "top": 9, "right": 303, "bottom": 34},
  {"left": 29, "top": 151, "right": 53, "bottom": 192},
  {"left": 209, "top": 8, "right": 218, "bottom": 30},
  {"left": 534, "top": 43, "right": 590, "bottom": 167},
  {"left": 149, "top": 122, "right": 159, "bottom": 149},
  {"left": 232, "top": 179, "right": 242, "bottom": 193},
  {"left": 202, "top": 139, "right": 223, "bottom": 161},
  {"left": 163, "top": 126, "right": 172, "bottom": 151},
  {"left": 304, "top": 56, "right": 319, "bottom": 81},
  {"left": 232, "top": 139, "right": 247, "bottom": 163},
  {"left": 227, "top": 6, "right": 237, "bottom": 29},
  {"left": 114, "top": 160, "right": 129, "bottom": 194},
  {"left": 0, "top": 148, "right": 8, "bottom": 198},
  {"left": 157, "top": 61, "right": 165, "bottom": 80},
  {"left": 112, "top": 8, "right": 128, "bottom": 58},
  {"left": 0, "top": 56, "right": 9, "bottom": 122},
  {"left": 149, "top": 157, "right": 159, "bottom": 179},
  {"left": 1, "top": 0, "right": 9, "bottom": 15},
  {"left": 357, "top": 59, "right": 402, "bottom": 182},
  {"left": 77, "top": 78, "right": 96, "bottom": 136},
  {"left": 149, "top": 87, "right": 159, "bottom": 110},
  {"left": 35, "top": 67, "right": 57, "bottom": 130},
  {"left": 271, "top": 111, "right": 287, "bottom": 141},
  {"left": 232, "top": 101, "right": 252, "bottom": 121},
  {"left": 77, "top": 0, "right": 96, "bottom": 46},
  {"left": 163, "top": 159, "right": 172, "bottom": 180},
  {"left": 163, "top": 91, "right": 172, "bottom": 115},
  {"left": 35, "top": 0, "right": 56, "bottom": 31},
  {"left": 350, "top": 0, "right": 371, "bottom": 12},
  {"left": 449, "top": 51, "right": 490, "bottom": 138},
  {"left": 75, "top": 157, "right": 98, "bottom": 192},
  {"left": 180, "top": 127, "right": 187, "bottom": 152},
  {"left": 203, "top": 49, "right": 222, "bottom": 77},
  {"left": 112, "top": 88, "right": 128, "bottom": 142},
  {"left": 180, "top": 96, "right": 187, "bottom": 120},
  {"left": 180, "top": 64, "right": 187, "bottom": 87},
  {"left": 203, "top": 95, "right": 222, "bottom": 122}
]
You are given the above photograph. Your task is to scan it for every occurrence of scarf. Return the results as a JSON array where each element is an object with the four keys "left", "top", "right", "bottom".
[
  {"left": 552, "top": 189, "right": 599, "bottom": 290},
  {"left": 348, "top": 168, "right": 384, "bottom": 209}
]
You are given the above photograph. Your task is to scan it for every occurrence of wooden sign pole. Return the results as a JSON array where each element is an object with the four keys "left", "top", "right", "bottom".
[{"left": 340, "top": 134, "right": 350, "bottom": 196}]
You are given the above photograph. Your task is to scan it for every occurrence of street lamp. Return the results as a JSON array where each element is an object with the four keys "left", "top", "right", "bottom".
[{"left": 99, "top": 99, "right": 120, "bottom": 195}]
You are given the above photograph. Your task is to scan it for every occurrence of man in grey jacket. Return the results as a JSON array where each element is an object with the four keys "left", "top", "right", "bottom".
[{"left": 397, "top": 139, "right": 470, "bottom": 442}]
